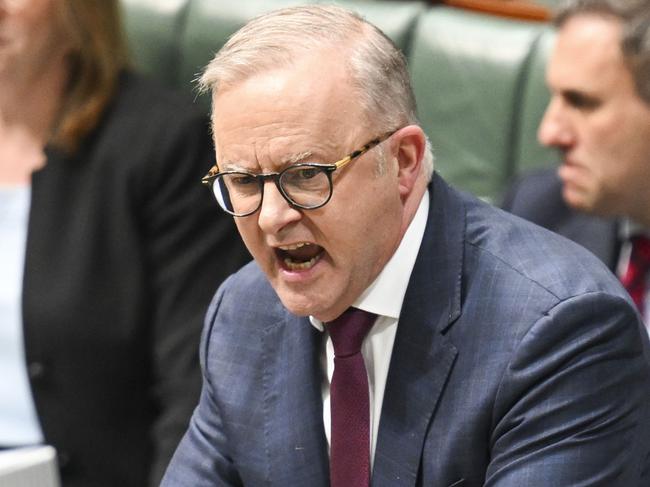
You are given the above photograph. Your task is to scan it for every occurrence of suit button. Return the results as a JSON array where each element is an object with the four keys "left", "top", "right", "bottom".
[{"left": 27, "top": 362, "right": 46, "bottom": 381}]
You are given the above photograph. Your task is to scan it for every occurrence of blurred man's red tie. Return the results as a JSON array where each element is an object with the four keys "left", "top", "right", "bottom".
[
  {"left": 621, "top": 236, "right": 650, "bottom": 317},
  {"left": 328, "top": 307, "right": 377, "bottom": 487}
]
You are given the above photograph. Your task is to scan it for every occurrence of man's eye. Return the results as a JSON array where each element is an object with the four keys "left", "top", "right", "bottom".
[
  {"left": 231, "top": 174, "right": 257, "bottom": 186},
  {"left": 565, "top": 91, "right": 600, "bottom": 110},
  {"left": 296, "top": 167, "right": 321, "bottom": 180}
]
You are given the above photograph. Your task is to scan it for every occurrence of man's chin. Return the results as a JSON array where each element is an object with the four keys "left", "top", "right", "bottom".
[
  {"left": 563, "top": 193, "right": 586, "bottom": 212},
  {"left": 275, "top": 289, "right": 349, "bottom": 322},
  {"left": 562, "top": 184, "right": 590, "bottom": 211},
  {"left": 562, "top": 187, "right": 612, "bottom": 218},
  {"left": 275, "top": 288, "right": 325, "bottom": 318}
]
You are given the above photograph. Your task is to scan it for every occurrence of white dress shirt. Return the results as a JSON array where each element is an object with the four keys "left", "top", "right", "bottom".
[
  {"left": 0, "top": 185, "right": 44, "bottom": 445},
  {"left": 310, "top": 190, "right": 429, "bottom": 467}
]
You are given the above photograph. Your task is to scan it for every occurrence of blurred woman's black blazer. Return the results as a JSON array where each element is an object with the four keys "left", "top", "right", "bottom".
[{"left": 21, "top": 71, "right": 249, "bottom": 487}]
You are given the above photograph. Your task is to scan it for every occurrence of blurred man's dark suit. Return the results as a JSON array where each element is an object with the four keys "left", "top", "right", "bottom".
[{"left": 502, "top": 168, "right": 620, "bottom": 270}]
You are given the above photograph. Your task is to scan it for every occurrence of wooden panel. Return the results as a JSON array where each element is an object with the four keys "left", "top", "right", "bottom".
[{"left": 444, "top": 0, "right": 551, "bottom": 21}]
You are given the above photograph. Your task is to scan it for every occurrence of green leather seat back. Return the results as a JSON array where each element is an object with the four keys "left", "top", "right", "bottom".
[
  {"left": 178, "top": 0, "right": 427, "bottom": 111},
  {"left": 120, "top": 0, "right": 555, "bottom": 203},
  {"left": 121, "top": 0, "right": 190, "bottom": 87},
  {"left": 410, "top": 7, "right": 546, "bottom": 202},
  {"left": 322, "top": 0, "right": 427, "bottom": 56},
  {"left": 512, "top": 27, "right": 557, "bottom": 177},
  {"left": 178, "top": 0, "right": 315, "bottom": 111},
  {"left": 535, "top": 0, "right": 564, "bottom": 8}
]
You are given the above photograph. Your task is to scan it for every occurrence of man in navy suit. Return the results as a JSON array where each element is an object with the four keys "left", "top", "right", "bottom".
[
  {"left": 503, "top": 0, "right": 650, "bottom": 326},
  {"left": 163, "top": 5, "right": 650, "bottom": 486}
]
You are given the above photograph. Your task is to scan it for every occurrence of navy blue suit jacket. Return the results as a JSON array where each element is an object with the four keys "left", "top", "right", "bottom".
[{"left": 163, "top": 175, "right": 650, "bottom": 486}]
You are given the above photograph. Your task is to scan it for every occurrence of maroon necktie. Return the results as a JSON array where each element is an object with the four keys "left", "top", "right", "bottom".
[
  {"left": 621, "top": 236, "right": 650, "bottom": 315},
  {"left": 328, "top": 308, "right": 377, "bottom": 487}
]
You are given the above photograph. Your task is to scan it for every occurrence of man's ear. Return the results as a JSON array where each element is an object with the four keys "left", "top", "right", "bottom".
[{"left": 391, "top": 125, "right": 427, "bottom": 199}]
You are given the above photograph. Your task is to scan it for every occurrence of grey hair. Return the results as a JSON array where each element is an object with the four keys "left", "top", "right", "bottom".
[
  {"left": 198, "top": 4, "right": 433, "bottom": 180},
  {"left": 555, "top": 0, "right": 650, "bottom": 105}
]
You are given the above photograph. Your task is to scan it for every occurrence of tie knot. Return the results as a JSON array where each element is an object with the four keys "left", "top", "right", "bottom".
[
  {"left": 631, "top": 236, "right": 650, "bottom": 267},
  {"left": 327, "top": 308, "right": 377, "bottom": 357}
]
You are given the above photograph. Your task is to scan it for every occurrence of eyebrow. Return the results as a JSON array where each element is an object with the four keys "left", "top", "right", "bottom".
[
  {"left": 219, "top": 150, "right": 316, "bottom": 173},
  {"left": 281, "top": 151, "right": 314, "bottom": 165},
  {"left": 218, "top": 160, "right": 253, "bottom": 172},
  {"left": 561, "top": 89, "right": 600, "bottom": 108}
]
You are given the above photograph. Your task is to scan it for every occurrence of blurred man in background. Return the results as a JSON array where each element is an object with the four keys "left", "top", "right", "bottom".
[{"left": 503, "top": 0, "right": 650, "bottom": 327}]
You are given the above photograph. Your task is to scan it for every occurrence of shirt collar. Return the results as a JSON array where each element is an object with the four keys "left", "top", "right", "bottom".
[
  {"left": 619, "top": 218, "right": 650, "bottom": 240},
  {"left": 310, "top": 190, "right": 429, "bottom": 331}
]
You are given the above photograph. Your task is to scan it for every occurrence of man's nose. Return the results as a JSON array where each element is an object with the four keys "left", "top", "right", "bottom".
[
  {"left": 538, "top": 98, "right": 574, "bottom": 149},
  {"left": 257, "top": 180, "right": 302, "bottom": 235}
]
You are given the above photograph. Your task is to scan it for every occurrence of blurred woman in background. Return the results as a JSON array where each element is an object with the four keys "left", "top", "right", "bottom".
[{"left": 0, "top": 0, "right": 249, "bottom": 485}]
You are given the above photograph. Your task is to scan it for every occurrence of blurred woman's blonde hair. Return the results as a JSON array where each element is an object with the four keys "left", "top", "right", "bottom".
[{"left": 53, "top": 0, "right": 130, "bottom": 153}]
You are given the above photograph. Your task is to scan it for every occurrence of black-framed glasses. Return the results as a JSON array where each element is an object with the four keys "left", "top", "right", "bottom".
[{"left": 201, "top": 130, "right": 397, "bottom": 217}]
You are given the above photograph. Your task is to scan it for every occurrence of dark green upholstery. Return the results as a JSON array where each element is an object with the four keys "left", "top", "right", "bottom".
[
  {"left": 411, "top": 7, "right": 550, "bottom": 201},
  {"left": 178, "top": 0, "right": 312, "bottom": 109},
  {"left": 119, "top": 0, "right": 556, "bottom": 203},
  {"left": 322, "top": 0, "right": 427, "bottom": 55},
  {"left": 178, "top": 0, "right": 426, "bottom": 110},
  {"left": 121, "top": 0, "right": 191, "bottom": 86},
  {"left": 513, "top": 28, "right": 557, "bottom": 175}
]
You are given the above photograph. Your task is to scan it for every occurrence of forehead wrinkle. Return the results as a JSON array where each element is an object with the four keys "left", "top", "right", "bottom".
[{"left": 216, "top": 136, "right": 262, "bottom": 172}]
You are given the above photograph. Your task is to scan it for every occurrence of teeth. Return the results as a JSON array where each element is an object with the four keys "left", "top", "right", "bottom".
[
  {"left": 279, "top": 242, "right": 311, "bottom": 251},
  {"left": 283, "top": 254, "right": 321, "bottom": 270}
]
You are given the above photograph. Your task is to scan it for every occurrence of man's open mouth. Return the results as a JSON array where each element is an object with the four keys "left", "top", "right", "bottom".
[{"left": 276, "top": 242, "right": 324, "bottom": 271}]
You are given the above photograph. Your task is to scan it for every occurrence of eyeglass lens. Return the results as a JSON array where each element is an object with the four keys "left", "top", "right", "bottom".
[{"left": 212, "top": 165, "right": 332, "bottom": 215}]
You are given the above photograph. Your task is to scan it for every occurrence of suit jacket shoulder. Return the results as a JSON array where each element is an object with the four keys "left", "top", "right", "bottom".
[{"left": 373, "top": 178, "right": 650, "bottom": 486}]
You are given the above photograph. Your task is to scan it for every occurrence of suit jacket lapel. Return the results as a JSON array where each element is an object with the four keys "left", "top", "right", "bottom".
[
  {"left": 261, "top": 313, "right": 329, "bottom": 486},
  {"left": 373, "top": 176, "right": 464, "bottom": 487}
]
